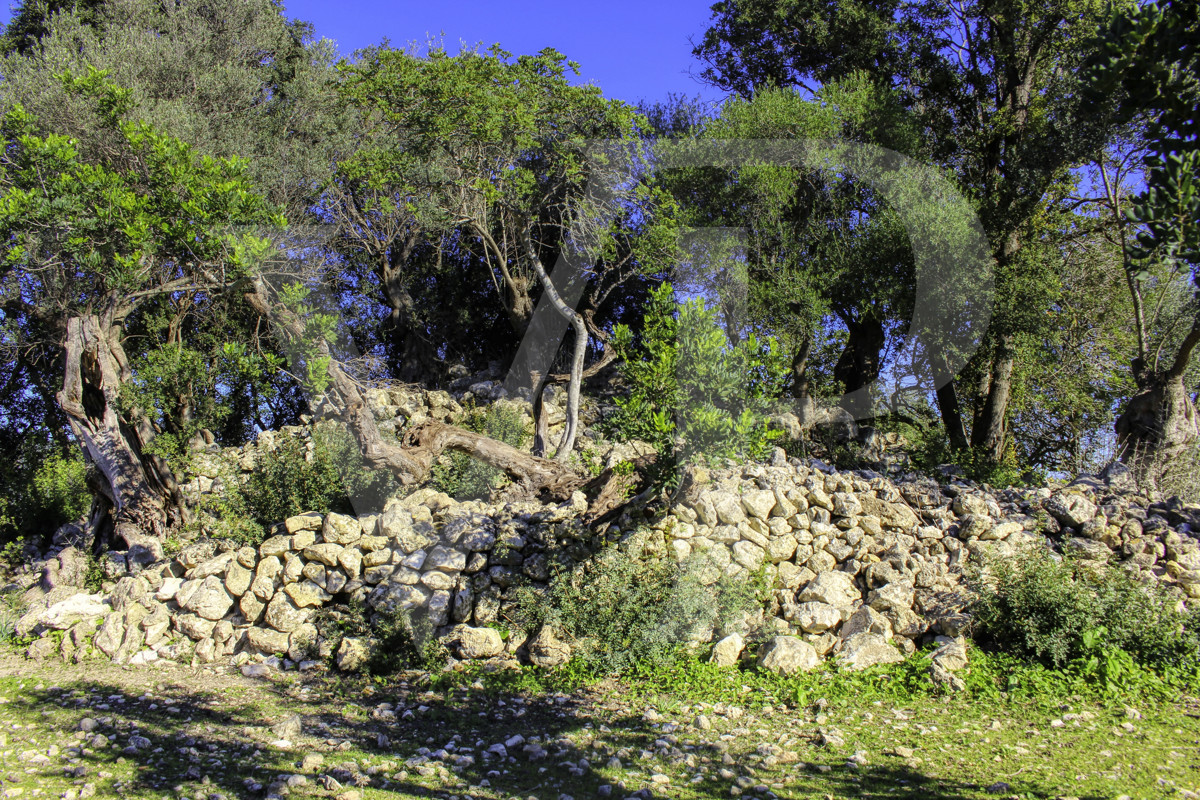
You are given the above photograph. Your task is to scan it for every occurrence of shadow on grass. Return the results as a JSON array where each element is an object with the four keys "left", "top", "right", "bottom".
[{"left": 6, "top": 668, "right": 1113, "bottom": 800}]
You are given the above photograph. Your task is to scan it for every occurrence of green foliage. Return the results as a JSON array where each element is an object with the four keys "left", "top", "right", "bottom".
[
  {"left": 1086, "top": 0, "right": 1200, "bottom": 274},
  {"left": 0, "top": 439, "right": 90, "bottom": 547},
  {"left": 430, "top": 402, "right": 530, "bottom": 500},
  {"left": 81, "top": 550, "right": 105, "bottom": 593},
  {"left": 511, "top": 544, "right": 764, "bottom": 677},
  {"left": 30, "top": 452, "right": 91, "bottom": 524},
  {"left": 276, "top": 282, "right": 338, "bottom": 395},
  {"left": 313, "top": 599, "right": 447, "bottom": 675},
  {"left": 969, "top": 546, "right": 1199, "bottom": 672},
  {"left": 121, "top": 341, "right": 286, "bottom": 471},
  {"left": 605, "top": 283, "right": 788, "bottom": 467},
  {"left": 238, "top": 423, "right": 396, "bottom": 530}
]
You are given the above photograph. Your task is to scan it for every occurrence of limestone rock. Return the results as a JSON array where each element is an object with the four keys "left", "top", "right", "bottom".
[
  {"left": 303, "top": 543, "right": 344, "bottom": 567},
  {"left": 284, "top": 512, "right": 323, "bottom": 534},
  {"left": 35, "top": 594, "right": 109, "bottom": 631},
  {"left": 711, "top": 492, "right": 747, "bottom": 525},
  {"left": 322, "top": 512, "right": 362, "bottom": 545},
  {"left": 449, "top": 626, "right": 505, "bottom": 659},
  {"left": 756, "top": 636, "right": 820, "bottom": 675},
  {"left": 838, "top": 632, "right": 903, "bottom": 671},
  {"left": 840, "top": 606, "right": 893, "bottom": 640},
  {"left": 225, "top": 562, "right": 252, "bottom": 597},
  {"left": 173, "top": 613, "right": 216, "bottom": 640},
  {"left": 1045, "top": 492, "right": 1097, "bottom": 528},
  {"left": 528, "top": 625, "right": 571, "bottom": 668},
  {"left": 710, "top": 633, "right": 745, "bottom": 667},
  {"left": 265, "top": 593, "right": 310, "bottom": 633},
  {"left": 798, "top": 571, "right": 859, "bottom": 608},
  {"left": 155, "top": 578, "right": 184, "bottom": 602},
  {"left": 425, "top": 546, "right": 468, "bottom": 573},
  {"left": 259, "top": 535, "right": 293, "bottom": 558},
  {"left": 788, "top": 601, "right": 842, "bottom": 634},
  {"left": 284, "top": 580, "right": 331, "bottom": 608},
  {"left": 181, "top": 575, "right": 235, "bottom": 621},
  {"left": 741, "top": 490, "right": 777, "bottom": 521},
  {"left": 92, "top": 613, "right": 125, "bottom": 658},
  {"left": 867, "top": 582, "right": 914, "bottom": 614},
  {"left": 187, "top": 552, "right": 235, "bottom": 580},
  {"left": 337, "top": 637, "right": 370, "bottom": 672}
]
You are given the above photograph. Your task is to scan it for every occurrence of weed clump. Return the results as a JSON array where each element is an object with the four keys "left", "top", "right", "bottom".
[{"left": 313, "top": 600, "right": 446, "bottom": 675}]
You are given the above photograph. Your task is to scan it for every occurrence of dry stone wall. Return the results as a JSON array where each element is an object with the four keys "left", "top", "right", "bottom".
[{"left": 16, "top": 448, "right": 1200, "bottom": 680}]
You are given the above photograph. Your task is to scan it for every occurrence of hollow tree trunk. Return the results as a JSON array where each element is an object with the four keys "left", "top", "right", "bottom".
[
  {"left": 1117, "top": 317, "right": 1200, "bottom": 465},
  {"left": 56, "top": 315, "right": 175, "bottom": 557}
]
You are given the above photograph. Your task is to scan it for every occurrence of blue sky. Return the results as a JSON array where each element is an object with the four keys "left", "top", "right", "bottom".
[
  {"left": 2, "top": 1, "right": 729, "bottom": 108},
  {"left": 285, "top": 0, "right": 727, "bottom": 107}
]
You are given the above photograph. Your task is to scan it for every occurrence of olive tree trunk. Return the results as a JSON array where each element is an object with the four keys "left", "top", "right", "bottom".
[
  {"left": 1117, "top": 317, "right": 1200, "bottom": 465},
  {"left": 57, "top": 315, "right": 178, "bottom": 557}
]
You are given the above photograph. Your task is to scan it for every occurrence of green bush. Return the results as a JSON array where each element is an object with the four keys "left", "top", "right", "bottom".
[
  {"left": 969, "top": 546, "right": 1199, "bottom": 671},
  {"left": 31, "top": 452, "right": 91, "bottom": 524},
  {"left": 603, "top": 283, "right": 788, "bottom": 468},
  {"left": 240, "top": 422, "right": 396, "bottom": 529},
  {"left": 430, "top": 402, "right": 530, "bottom": 500},
  {"left": 512, "top": 543, "right": 764, "bottom": 676}
]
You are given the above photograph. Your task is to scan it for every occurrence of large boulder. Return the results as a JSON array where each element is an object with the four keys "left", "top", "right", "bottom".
[{"left": 756, "top": 636, "right": 820, "bottom": 675}]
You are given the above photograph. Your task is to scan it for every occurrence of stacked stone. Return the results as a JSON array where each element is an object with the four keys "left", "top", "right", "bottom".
[{"left": 15, "top": 448, "right": 1200, "bottom": 674}]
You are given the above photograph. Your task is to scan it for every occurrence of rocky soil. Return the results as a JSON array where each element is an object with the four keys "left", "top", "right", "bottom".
[{"left": 0, "top": 651, "right": 1197, "bottom": 800}]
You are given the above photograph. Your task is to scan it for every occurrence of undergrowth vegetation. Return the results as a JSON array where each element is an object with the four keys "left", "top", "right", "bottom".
[
  {"left": 603, "top": 283, "right": 788, "bottom": 475},
  {"left": 313, "top": 600, "right": 446, "bottom": 675},
  {"left": 0, "top": 440, "right": 91, "bottom": 548},
  {"left": 511, "top": 542, "right": 770, "bottom": 677},
  {"left": 969, "top": 546, "right": 1200, "bottom": 672},
  {"left": 195, "top": 422, "right": 397, "bottom": 545}
]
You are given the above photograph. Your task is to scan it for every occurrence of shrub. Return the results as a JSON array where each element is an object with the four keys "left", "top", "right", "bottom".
[
  {"left": 969, "top": 545, "right": 1199, "bottom": 671},
  {"left": 240, "top": 422, "right": 396, "bottom": 529},
  {"left": 603, "top": 283, "right": 788, "bottom": 469},
  {"left": 430, "top": 402, "right": 530, "bottom": 500},
  {"left": 31, "top": 452, "right": 92, "bottom": 524},
  {"left": 512, "top": 543, "right": 764, "bottom": 676}
]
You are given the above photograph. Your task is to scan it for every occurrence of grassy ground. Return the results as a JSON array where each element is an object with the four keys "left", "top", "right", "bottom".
[{"left": 0, "top": 651, "right": 1196, "bottom": 800}]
